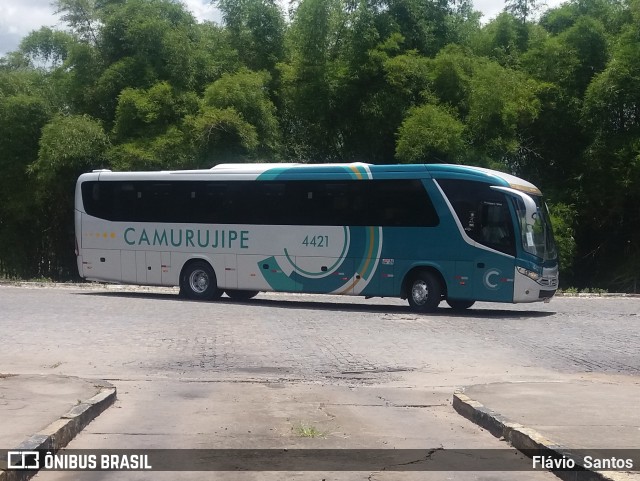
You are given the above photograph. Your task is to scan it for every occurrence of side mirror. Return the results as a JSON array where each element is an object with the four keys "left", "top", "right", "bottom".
[{"left": 490, "top": 186, "right": 538, "bottom": 226}]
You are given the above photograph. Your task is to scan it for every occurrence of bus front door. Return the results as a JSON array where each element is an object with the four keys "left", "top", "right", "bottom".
[{"left": 472, "top": 252, "right": 515, "bottom": 302}]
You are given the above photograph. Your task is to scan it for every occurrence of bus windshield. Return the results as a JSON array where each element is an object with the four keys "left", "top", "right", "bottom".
[{"left": 515, "top": 196, "right": 557, "bottom": 261}]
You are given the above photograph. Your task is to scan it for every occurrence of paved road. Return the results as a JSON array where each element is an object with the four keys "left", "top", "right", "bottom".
[
  {"left": 1, "top": 285, "right": 639, "bottom": 480},
  {"left": 2, "top": 285, "right": 638, "bottom": 382}
]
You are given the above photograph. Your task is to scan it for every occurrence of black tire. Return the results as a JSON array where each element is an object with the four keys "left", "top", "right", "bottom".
[
  {"left": 407, "top": 271, "right": 442, "bottom": 312},
  {"left": 446, "top": 299, "right": 475, "bottom": 310},
  {"left": 180, "top": 261, "right": 222, "bottom": 300},
  {"left": 225, "top": 289, "right": 259, "bottom": 300}
]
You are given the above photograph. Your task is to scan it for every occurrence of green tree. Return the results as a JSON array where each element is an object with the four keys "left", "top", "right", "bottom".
[
  {"left": 202, "top": 69, "right": 281, "bottom": 156},
  {"left": 54, "top": 0, "right": 101, "bottom": 44},
  {"left": 560, "top": 17, "right": 609, "bottom": 96},
  {"left": 0, "top": 89, "right": 52, "bottom": 277},
  {"left": 112, "top": 82, "right": 199, "bottom": 142},
  {"left": 215, "top": 0, "right": 286, "bottom": 73},
  {"left": 540, "top": 0, "right": 627, "bottom": 36},
  {"left": 105, "top": 81, "right": 199, "bottom": 169},
  {"left": 408, "top": 47, "right": 544, "bottom": 169},
  {"left": 548, "top": 203, "right": 577, "bottom": 279},
  {"left": 471, "top": 12, "right": 528, "bottom": 67},
  {"left": 28, "top": 114, "right": 109, "bottom": 279},
  {"left": 31, "top": 114, "right": 109, "bottom": 183},
  {"left": 578, "top": 19, "right": 640, "bottom": 288},
  {"left": 179, "top": 69, "right": 280, "bottom": 165},
  {"left": 0, "top": 0, "right": 638, "bottom": 291},
  {"left": 505, "top": 0, "right": 541, "bottom": 24},
  {"left": 278, "top": 0, "right": 349, "bottom": 161},
  {"left": 62, "top": 0, "right": 207, "bottom": 124},
  {"left": 517, "top": 17, "right": 608, "bottom": 206},
  {"left": 184, "top": 107, "right": 259, "bottom": 165},
  {"left": 381, "top": 0, "right": 454, "bottom": 57},
  {"left": 466, "top": 59, "right": 542, "bottom": 168},
  {"left": 191, "top": 23, "right": 242, "bottom": 91},
  {"left": 18, "top": 27, "right": 74, "bottom": 69},
  {"left": 396, "top": 103, "right": 465, "bottom": 163}
]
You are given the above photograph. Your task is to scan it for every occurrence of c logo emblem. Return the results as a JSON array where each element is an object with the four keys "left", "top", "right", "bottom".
[{"left": 483, "top": 269, "right": 501, "bottom": 290}]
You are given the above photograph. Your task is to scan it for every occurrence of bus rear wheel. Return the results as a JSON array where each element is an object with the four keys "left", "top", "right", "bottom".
[
  {"left": 225, "top": 289, "right": 259, "bottom": 300},
  {"left": 180, "top": 261, "right": 222, "bottom": 301},
  {"left": 407, "top": 271, "right": 442, "bottom": 312},
  {"left": 446, "top": 299, "right": 475, "bottom": 310}
]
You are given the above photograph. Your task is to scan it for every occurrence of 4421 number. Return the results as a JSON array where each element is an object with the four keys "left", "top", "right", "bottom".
[{"left": 302, "top": 235, "right": 329, "bottom": 247}]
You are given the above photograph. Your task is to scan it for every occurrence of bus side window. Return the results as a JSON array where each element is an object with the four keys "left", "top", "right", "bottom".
[
  {"left": 451, "top": 201, "right": 475, "bottom": 233},
  {"left": 479, "top": 203, "right": 509, "bottom": 245},
  {"left": 438, "top": 179, "right": 516, "bottom": 256},
  {"left": 115, "top": 183, "right": 138, "bottom": 221}
]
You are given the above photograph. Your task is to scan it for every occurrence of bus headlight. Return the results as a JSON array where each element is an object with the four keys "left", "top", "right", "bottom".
[{"left": 517, "top": 267, "right": 540, "bottom": 281}]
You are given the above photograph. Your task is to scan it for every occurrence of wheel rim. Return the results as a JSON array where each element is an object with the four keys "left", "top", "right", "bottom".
[
  {"left": 411, "top": 280, "right": 428, "bottom": 305},
  {"left": 189, "top": 269, "right": 209, "bottom": 294}
]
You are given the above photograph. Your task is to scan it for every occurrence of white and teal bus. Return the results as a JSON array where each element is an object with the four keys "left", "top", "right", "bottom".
[{"left": 75, "top": 163, "right": 558, "bottom": 311}]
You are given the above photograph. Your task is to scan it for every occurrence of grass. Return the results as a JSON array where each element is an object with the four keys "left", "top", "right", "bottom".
[
  {"left": 559, "top": 287, "right": 609, "bottom": 295},
  {"left": 294, "top": 423, "right": 325, "bottom": 438}
]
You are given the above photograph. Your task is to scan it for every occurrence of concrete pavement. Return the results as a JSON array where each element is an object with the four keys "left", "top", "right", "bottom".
[
  {"left": 454, "top": 376, "right": 640, "bottom": 480},
  {"left": 0, "top": 374, "right": 115, "bottom": 480},
  {"left": 1, "top": 373, "right": 639, "bottom": 480},
  {"left": 1, "top": 285, "right": 639, "bottom": 480}
]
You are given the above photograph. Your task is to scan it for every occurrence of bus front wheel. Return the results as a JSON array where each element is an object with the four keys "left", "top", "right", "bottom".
[
  {"left": 180, "top": 261, "right": 222, "bottom": 301},
  {"left": 407, "top": 272, "right": 442, "bottom": 312}
]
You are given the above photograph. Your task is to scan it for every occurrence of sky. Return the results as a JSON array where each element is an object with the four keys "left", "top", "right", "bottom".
[
  {"left": 0, "top": 0, "right": 220, "bottom": 57},
  {"left": 0, "top": 0, "right": 565, "bottom": 59}
]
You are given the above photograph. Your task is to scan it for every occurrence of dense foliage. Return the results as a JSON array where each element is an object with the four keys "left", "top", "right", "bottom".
[{"left": 0, "top": 0, "right": 638, "bottom": 291}]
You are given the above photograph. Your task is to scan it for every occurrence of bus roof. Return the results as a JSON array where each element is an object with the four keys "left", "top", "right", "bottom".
[
  {"left": 82, "top": 163, "right": 541, "bottom": 195},
  {"left": 425, "top": 164, "right": 542, "bottom": 195}
]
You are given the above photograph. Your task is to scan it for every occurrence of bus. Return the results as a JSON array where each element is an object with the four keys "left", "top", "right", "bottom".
[{"left": 74, "top": 163, "right": 558, "bottom": 311}]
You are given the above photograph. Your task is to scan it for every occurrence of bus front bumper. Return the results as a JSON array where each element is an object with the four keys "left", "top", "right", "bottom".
[{"left": 513, "top": 265, "right": 558, "bottom": 303}]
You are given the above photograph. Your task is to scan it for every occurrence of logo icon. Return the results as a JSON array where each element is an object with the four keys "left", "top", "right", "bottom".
[
  {"left": 483, "top": 269, "right": 501, "bottom": 290},
  {"left": 7, "top": 451, "right": 40, "bottom": 469}
]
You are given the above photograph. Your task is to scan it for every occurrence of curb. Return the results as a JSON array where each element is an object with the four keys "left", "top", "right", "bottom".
[
  {"left": 0, "top": 380, "right": 116, "bottom": 481},
  {"left": 452, "top": 390, "right": 631, "bottom": 481},
  {"left": 0, "top": 281, "right": 176, "bottom": 291},
  {"left": 555, "top": 293, "right": 640, "bottom": 298}
]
